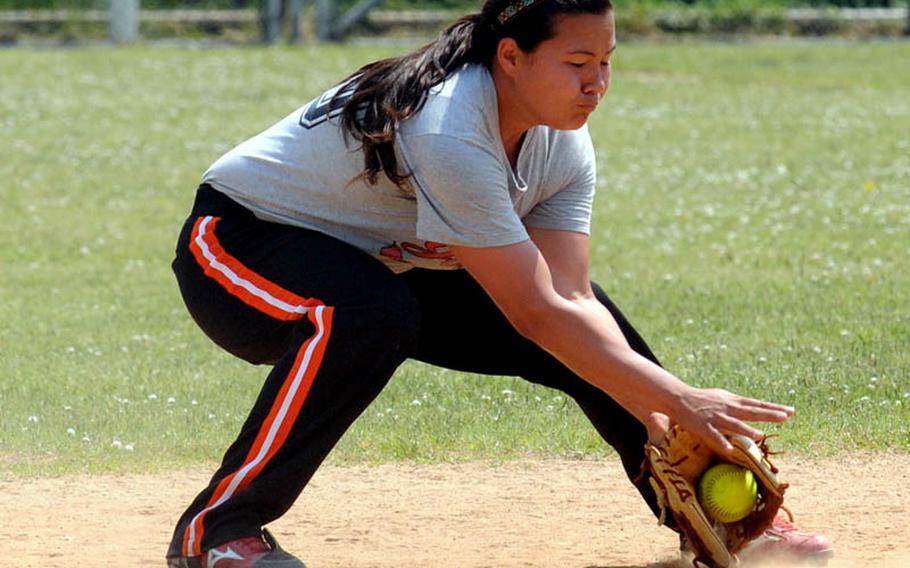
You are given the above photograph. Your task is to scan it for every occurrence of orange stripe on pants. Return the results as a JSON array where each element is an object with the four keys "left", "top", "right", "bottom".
[
  {"left": 183, "top": 304, "right": 334, "bottom": 556},
  {"left": 188, "top": 216, "right": 322, "bottom": 321},
  {"left": 181, "top": 215, "right": 334, "bottom": 556}
]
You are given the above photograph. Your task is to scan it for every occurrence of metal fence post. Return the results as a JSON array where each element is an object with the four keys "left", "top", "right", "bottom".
[
  {"left": 261, "top": 0, "right": 282, "bottom": 44},
  {"left": 316, "top": 0, "right": 336, "bottom": 41},
  {"left": 109, "top": 0, "right": 140, "bottom": 43},
  {"left": 286, "top": 0, "right": 302, "bottom": 44},
  {"left": 333, "top": 0, "right": 384, "bottom": 39}
]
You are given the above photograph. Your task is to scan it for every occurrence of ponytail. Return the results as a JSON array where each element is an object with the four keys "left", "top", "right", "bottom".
[{"left": 337, "top": 16, "right": 483, "bottom": 188}]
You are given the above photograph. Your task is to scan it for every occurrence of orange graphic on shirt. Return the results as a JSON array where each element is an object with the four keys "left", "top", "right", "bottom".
[
  {"left": 380, "top": 243, "right": 405, "bottom": 262},
  {"left": 380, "top": 241, "right": 458, "bottom": 266}
]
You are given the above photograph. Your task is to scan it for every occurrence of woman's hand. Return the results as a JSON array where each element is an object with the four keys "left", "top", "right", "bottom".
[{"left": 667, "top": 386, "right": 795, "bottom": 456}]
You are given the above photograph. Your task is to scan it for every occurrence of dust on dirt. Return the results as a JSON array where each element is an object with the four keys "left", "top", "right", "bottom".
[{"left": 2, "top": 453, "right": 908, "bottom": 567}]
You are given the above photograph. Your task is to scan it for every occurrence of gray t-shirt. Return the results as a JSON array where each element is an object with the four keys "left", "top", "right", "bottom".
[{"left": 203, "top": 63, "right": 597, "bottom": 273}]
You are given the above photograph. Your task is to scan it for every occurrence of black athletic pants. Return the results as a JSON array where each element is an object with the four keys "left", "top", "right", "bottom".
[{"left": 167, "top": 185, "right": 666, "bottom": 558}]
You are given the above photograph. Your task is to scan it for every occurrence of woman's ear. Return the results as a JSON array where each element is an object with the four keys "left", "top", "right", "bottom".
[{"left": 495, "top": 37, "right": 524, "bottom": 78}]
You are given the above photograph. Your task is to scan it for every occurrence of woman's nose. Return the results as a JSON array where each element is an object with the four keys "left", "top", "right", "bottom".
[{"left": 584, "top": 70, "right": 608, "bottom": 97}]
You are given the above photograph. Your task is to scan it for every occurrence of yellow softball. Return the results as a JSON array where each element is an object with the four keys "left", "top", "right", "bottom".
[{"left": 697, "top": 463, "right": 759, "bottom": 523}]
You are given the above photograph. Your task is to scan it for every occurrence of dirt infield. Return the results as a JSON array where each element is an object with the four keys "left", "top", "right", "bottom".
[{"left": 3, "top": 453, "right": 909, "bottom": 567}]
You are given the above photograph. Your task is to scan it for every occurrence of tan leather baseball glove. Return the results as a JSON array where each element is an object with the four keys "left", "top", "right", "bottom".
[{"left": 644, "top": 425, "right": 788, "bottom": 568}]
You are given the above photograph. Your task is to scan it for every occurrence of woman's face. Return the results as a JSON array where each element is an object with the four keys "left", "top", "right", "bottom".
[{"left": 510, "top": 11, "right": 616, "bottom": 130}]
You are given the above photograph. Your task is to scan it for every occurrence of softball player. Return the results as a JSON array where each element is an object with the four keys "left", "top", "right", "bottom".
[{"left": 166, "top": 1, "right": 832, "bottom": 566}]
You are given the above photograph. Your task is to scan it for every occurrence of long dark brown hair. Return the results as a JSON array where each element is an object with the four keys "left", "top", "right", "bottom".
[{"left": 337, "top": 0, "right": 614, "bottom": 189}]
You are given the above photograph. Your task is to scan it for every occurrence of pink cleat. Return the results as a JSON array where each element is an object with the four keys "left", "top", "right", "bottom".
[
  {"left": 166, "top": 529, "right": 306, "bottom": 568},
  {"left": 739, "top": 516, "right": 834, "bottom": 565}
]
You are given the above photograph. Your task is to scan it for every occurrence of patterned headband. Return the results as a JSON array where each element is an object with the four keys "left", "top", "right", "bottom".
[{"left": 496, "top": 0, "right": 549, "bottom": 25}]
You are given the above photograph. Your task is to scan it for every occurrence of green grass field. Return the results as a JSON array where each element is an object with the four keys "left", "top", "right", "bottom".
[{"left": 1, "top": 40, "right": 908, "bottom": 479}]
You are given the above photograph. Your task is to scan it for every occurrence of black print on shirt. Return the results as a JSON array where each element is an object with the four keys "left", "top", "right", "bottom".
[{"left": 299, "top": 82, "right": 356, "bottom": 130}]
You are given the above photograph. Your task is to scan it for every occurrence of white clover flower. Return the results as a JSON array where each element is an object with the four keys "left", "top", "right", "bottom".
[{"left": 66, "top": 428, "right": 76, "bottom": 436}]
